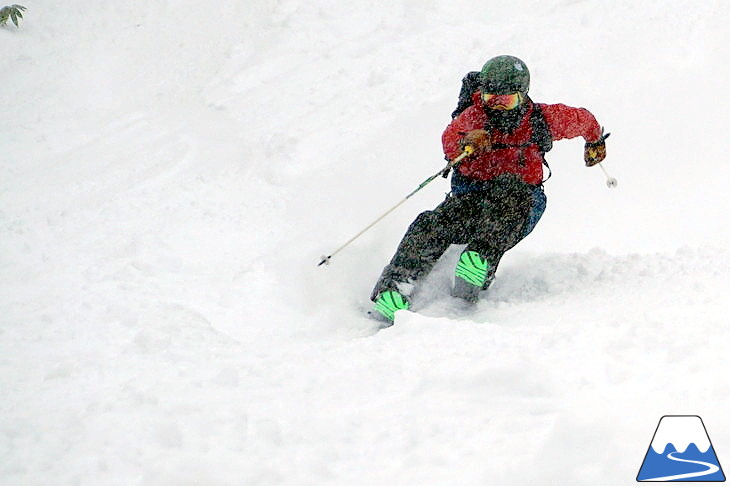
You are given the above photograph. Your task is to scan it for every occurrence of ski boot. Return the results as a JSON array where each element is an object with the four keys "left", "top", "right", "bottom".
[
  {"left": 372, "top": 289, "right": 411, "bottom": 324},
  {"left": 452, "top": 250, "right": 490, "bottom": 303}
]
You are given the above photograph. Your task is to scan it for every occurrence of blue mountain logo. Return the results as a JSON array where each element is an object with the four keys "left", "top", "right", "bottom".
[{"left": 637, "top": 415, "right": 725, "bottom": 482}]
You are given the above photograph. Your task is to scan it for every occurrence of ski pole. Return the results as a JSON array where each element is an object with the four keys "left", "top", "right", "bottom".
[
  {"left": 598, "top": 163, "right": 618, "bottom": 189},
  {"left": 318, "top": 147, "right": 474, "bottom": 266}
]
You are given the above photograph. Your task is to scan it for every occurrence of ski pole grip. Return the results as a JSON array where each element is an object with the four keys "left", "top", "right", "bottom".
[{"left": 452, "top": 147, "right": 473, "bottom": 166}]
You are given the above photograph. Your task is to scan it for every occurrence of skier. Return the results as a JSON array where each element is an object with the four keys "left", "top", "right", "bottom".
[{"left": 371, "top": 55, "right": 609, "bottom": 322}]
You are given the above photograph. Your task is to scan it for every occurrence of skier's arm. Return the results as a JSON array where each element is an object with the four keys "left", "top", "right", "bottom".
[
  {"left": 541, "top": 103, "right": 608, "bottom": 165},
  {"left": 540, "top": 103, "right": 602, "bottom": 143},
  {"left": 442, "top": 106, "right": 482, "bottom": 160}
]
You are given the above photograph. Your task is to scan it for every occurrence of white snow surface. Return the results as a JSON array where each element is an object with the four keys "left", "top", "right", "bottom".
[{"left": 2, "top": 1, "right": 730, "bottom": 485}]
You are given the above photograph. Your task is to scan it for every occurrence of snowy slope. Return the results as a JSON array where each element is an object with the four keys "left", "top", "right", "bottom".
[{"left": 2, "top": 1, "right": 730, "bottom": 485}]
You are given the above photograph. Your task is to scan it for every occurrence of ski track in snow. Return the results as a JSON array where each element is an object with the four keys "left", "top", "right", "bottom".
[
  {"left": 2, "top": 1, "right": 730, "bottom": 485},
  {"left": 643, "top": 452, "right": 720, "bottom": 481}
]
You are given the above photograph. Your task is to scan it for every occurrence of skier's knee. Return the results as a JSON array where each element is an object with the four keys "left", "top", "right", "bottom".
[{"left": 409, "top": 210, "right": 438, "bottom": 233}]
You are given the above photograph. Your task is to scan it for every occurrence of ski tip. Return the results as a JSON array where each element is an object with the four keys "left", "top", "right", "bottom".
[
  {"left": 318, "top": 255, "right": 331, "bottom": 266},
  {"left": 367, "top": 310, "right": 394, "bottom": 328}
]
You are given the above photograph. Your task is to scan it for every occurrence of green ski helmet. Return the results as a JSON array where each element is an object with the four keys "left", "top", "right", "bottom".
[{"left": 479, "top": 55, "right": 530, "bottom": 95}]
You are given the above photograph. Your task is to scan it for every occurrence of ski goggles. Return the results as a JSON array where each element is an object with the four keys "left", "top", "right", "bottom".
[{"left": 482, "top": 92, "right": 523, "bottom": 110}]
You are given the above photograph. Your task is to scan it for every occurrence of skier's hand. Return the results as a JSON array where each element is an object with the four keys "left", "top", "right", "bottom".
[
  {"left": 459, "top": 129, "right": 491, "bottom": 155},
  {"left": 584, "top": 130, "right": 610, "bottom": 166}
]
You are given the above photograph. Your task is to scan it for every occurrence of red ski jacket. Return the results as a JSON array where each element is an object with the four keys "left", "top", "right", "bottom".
[{"left": 442, "top": 92, "right": 602, "bottom": 185}]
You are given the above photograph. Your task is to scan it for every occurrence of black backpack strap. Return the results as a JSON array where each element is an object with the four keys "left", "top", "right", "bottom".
[
  {"left": 451, "top": 71, "right": 481, "bottom": 119},
  {"left": 529, "top": 104, "right": 554, "bottom": 182}
]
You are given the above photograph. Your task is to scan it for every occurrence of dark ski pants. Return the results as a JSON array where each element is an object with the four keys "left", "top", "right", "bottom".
[{"left": 371, "top": 174, "right": 545, "bottom": 301}]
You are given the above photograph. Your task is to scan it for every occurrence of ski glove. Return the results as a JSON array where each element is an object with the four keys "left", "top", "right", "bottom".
[
  {"left": 584, "top": 130, "right": 610, "bottom": 167},
  {"left": 459, "top": 129, "right": 491, "bottom": 155},
  {"left": 442, "top": 130, "right": 491, "bottom": 178}
]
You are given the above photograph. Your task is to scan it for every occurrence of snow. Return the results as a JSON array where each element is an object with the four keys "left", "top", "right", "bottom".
[{"left": 2, "top": 1, "right": 730, "bottom": 484}]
